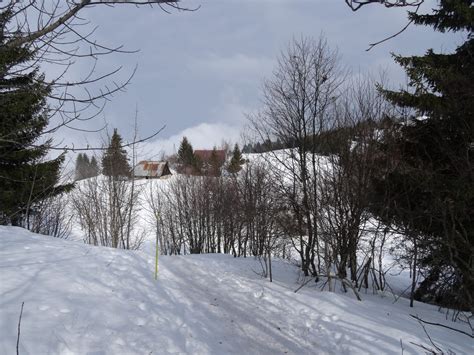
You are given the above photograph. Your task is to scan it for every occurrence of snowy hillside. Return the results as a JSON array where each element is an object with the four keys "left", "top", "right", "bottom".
[{"left": 1, "top": 227, "right": 471, "bottom": 354}]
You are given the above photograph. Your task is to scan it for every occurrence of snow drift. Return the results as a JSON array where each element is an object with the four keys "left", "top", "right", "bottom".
[{"left": 0, "top": 227, "right": 471, "bottom": 354}]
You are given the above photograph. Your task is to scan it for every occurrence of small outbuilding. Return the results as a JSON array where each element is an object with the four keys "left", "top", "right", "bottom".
[{"left": 133, "top": 161, "right": 172, "bottom": 179}]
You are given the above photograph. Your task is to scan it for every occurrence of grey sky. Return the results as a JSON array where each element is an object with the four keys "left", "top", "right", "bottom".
[{"left": 49, "top": 0, "right": 461, "bottom": 162}]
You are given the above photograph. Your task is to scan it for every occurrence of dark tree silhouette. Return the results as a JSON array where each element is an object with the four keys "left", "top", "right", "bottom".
[
  {"left": 0, "top": 11, "right": 71, "bottom": 225},
  {"left": 370, "top": 0, "right": 474, "bottom": 311},
  {"left": 227, "top": 144, "right": 245, "bottom": 174},
  {"left": 102, "top": 129, "right": 131, "bottom": 178}
]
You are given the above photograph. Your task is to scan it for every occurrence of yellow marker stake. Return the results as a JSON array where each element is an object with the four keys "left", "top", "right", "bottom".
[
  {"left": 155, "top": 230, "right": 159, "bottom": 280},
  {"left": 154, "top": 246, "right": 159, "bottom": 280},
  {"left": 155, "top": 213, "right": 159, "bottom": 280}
]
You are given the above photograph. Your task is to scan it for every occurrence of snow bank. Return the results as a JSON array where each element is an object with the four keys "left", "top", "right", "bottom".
[{"left": 1, "top": 227, "right": 471, "bottom": 354}]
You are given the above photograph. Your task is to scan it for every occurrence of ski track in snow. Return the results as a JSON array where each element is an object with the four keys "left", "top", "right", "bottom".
[{"left": 0, "top": 226, "right": 472, "bottom": 355}]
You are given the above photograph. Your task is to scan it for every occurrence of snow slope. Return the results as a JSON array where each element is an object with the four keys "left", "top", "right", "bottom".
[{"left": 0, "top": 227, "right": 472, "bottom": 354}]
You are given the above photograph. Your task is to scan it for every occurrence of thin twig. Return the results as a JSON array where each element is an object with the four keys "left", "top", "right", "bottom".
[
  {"left": 410, "top": 314, "right": 474, "bottom": 339},
  {"left": 16, "top": 302, "right": 25, "bottom": 355},
  {"left": 294, "top": 277, "right": 315, "bottom": 293},
  {"left": 366, "top": 4, "right": 421, "bottom": 51},
  {"left": 417, "top": 316, "right": 443, "bottom": 353}
]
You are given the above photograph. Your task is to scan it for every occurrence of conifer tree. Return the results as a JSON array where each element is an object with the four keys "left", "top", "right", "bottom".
[
  {"left": 242, "top": 144, "right": 253, "bottom": 154},
  {"left": 209, "top": 146, "right": 224, "bottom": 176},
  {"left": 75, "top": 154, "right": 85, "bottom": 181},
  {"left": 102, "top": 129, "right": 131, "bottom": 178},
  {"left": 227, "top": 144, "right": 245, "bottom": 174},
  {"left": 75, "top": 154, "right": 100, "bottom": 180},
  {"left": 0, "top": 10, "right": 71, "bottom": 226},
  {"left": 82, "top": 154, "right": 90, "bottom": 178},
  {"left": 89, "top": 156, "right": 99, "bottom": 178},
  {"left": 177, "top": 137, "right": 199, "bottom": 173},
  {"left": 371, "top": 0, "right": 473, "bottom": 310}
]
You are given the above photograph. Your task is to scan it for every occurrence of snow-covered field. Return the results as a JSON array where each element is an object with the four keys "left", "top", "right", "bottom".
[{"left": 0, "top": 226, "right": 472, "bottom": 354}]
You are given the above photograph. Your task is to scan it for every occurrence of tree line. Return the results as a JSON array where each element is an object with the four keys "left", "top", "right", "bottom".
[{"left": 175, "top": 137, "right": 245, "bottom": 176}]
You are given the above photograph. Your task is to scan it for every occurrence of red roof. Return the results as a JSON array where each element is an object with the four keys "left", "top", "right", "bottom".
[
  {"left": 134, "top": 161, "right": 171, "bottom": 177},
  {"left": 194, "top": 150, "right": 226, "bottom": 162}
]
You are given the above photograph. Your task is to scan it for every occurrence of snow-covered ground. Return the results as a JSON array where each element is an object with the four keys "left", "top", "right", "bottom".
[{"left": 0, "top": 226, "right": 472, "bottom": 354}]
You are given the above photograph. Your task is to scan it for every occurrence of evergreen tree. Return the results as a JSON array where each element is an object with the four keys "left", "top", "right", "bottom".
[
  {"left": 242, "top": 143, "right": 253, "bottom": 154},
  {"left": 102, "top": 129, "right": 131, "bottom": 178},
  {"left": 89, "top": 156, "right": 99, "bottom": 178},
  {"left": 177, "top": 137, "right": 198, "bottom": 173},
  {"left": 75, "top": 154, "right": 85, "bottom": 181},
  {"left": 371, "top": 0, "right": 473, "bottom": 310},
  {"left": 209, "top": 146, "right": 224, "bottom": 176},
  {"left": 0, "top": 10, "right": 71, "bottom": 225},
  {"left": 262, "top": 139, "right": 273, "bottom": 152},
  {"left": 75, "top": 153, "right": 99, "bottom": 180},
  {"left": 82, "top": 154, "right": 90, "bottom": 178},
  {"left": 227, "top": 144, "right": 245, "bottom": 174}
]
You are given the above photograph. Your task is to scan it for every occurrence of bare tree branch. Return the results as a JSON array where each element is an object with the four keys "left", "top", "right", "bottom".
[
  {"left": 16, "top": 302, "right": 25, "bottom": 355},
  {"left": 410, "top": 314, "right": 474, "bottom": 339},
  {"left": 345, "top": 0, "right": 424, "bottom": 11},
  {"left": 366, "top": 4, "right": 421, "bottom": 51},
  {"left": 6, "top": 1, "right": 180, "bottom": 48}
]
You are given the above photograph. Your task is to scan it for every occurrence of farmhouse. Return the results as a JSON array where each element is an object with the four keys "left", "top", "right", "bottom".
[
  {"left": 194, "top": 150, "right": 226, "bottom": 164},
  {"left": 133, "top": 161, "right": 172, "bottom": 179}
]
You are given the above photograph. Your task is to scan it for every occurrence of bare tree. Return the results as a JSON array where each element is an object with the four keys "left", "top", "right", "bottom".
[
  {"left": 146, "top": 158, "right": 286, "bottom": 268},
  {"left": 72, "top": 173, "right": 145, "bottom": 249},
  {"left": 249, "top": 35, "right": 345, "bottom": 277},
  {"left": 72, "top": 123, "right": 145, "bottom": 249},
  {"left": 146, "top": 180, "right": 181, "bottom": 255},
  {"left": 28, "top": 193, "right": 73, "bottom": 239},
  {"left": 237, "top": 161, "right": 282, "bottom": 281},
  {"left": 1, "top": 1, "right": 185, "bottom": 145},
  {"left": 318, "top": 74, "right": 394, "bottom": 289}
]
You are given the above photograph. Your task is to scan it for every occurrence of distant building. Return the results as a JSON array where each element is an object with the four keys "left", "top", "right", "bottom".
[
  {"left": 133, "top": 161, "right": 172, "bottom": 179},
  {"left": 194, "top": 150, "right": 226, "bottom": 164}
]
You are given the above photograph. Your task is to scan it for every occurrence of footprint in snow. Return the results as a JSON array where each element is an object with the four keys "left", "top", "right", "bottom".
[
  {"left": 38, "top": 305, "right": 50, "bottom": 311},
  {"left": 59, "top": 308, "right": 71, "bottom": 313}
]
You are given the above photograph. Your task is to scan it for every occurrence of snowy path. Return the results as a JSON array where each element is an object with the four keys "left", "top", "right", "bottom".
[{"left": 1, "top": 227, "right": 472, "bottom": 354}]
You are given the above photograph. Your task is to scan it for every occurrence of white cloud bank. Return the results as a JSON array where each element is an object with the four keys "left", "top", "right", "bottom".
[{"left": 140, "top": 121, "right": 243, "bottom": 159}]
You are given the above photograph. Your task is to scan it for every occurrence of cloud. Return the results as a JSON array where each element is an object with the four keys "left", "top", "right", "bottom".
[
  {"left": 41, "top": 0, "right": 456, "bottom": 160},
  {"left": 137, "top": 84, "right": 255, "bottom": 159},
  {"left": 191, "top": 53, "right": 274, "bottom": 85},
  {"left": 210, "top": 86, "right": 257, "bottom": 123},
  {"left": 140, "top": 121, "right": 243, "bottom": 158}
]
